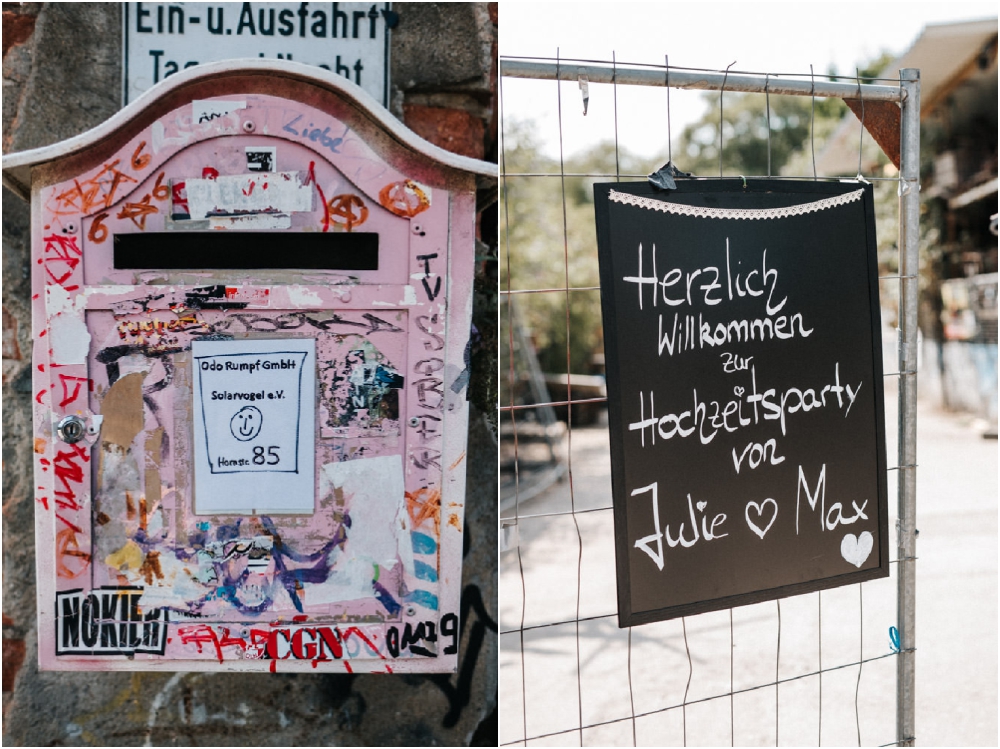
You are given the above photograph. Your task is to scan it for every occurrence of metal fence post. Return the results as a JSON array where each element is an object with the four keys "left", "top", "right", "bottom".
[{"left": 897, "top": 67, "right": 921, "bottom": 748}]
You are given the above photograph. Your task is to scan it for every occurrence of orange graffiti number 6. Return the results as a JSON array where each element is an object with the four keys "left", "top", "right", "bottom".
[
  {"left": 88, "top": 212, "right": 110, "bottom": 244},
  {"left": 131, "top": 141, "right": 151, "bottom": 170},
  {"left": 152, "top": 171, "right": 170, "bottom": 201}
]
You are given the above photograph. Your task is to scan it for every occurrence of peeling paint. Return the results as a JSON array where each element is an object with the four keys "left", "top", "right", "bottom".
[
  {"left": 208, "top": 214, "right": 291, "bottom": 230},
  {"left": 106, "top": 539, "right": 143, "bottom": 572},
  {"left": 321, "top": 455, "right": 413, "bottom": 576},
  {"left": 48, "top": 287, "right": 90, "bottom": 365},
  {"left": 287, "top": 287, "right": 323, "bottom": 307},
  {"left": 139, "top": 550, "right": 164, "bottom": 585},
  {"left": 85, "top": 285, "right": 139, "bottom": 298},
  {"left": 144, "top": 429, "right": 163, "bottom": 507},
  {"left": 94, "top": 443, "right": 142, "bottom": 564}
]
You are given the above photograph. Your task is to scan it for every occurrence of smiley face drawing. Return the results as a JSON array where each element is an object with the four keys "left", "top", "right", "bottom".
[{"left": 230, "top": 406, "right": 263, "bottom": 442}]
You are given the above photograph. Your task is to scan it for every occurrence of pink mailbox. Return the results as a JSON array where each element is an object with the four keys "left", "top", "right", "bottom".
[{"left": 2, "top": 60, "right": 496, "bottom": 673}]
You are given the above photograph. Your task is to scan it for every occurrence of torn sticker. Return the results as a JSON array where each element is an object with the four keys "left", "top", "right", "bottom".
[
  {"left": 47, "top": 286, "right": 90, "bottom": 366},
  {"left": 49, "top": 314, "right": 91, "bottom": 366},
  {"left": 321, "top": 455, "right": 414, "bottom": 576},
  {"left": 208, "top": 214, "right": 291, "bottom": 230},
  {"left": 224, "top": 287, "right": 271, "bottom": 306},
  {"left": 246, "top": 146, "right": 277, "bottom": 173},
  {"left": 185, "top": 172, "right": 313, "bottom": 219},
  {"left": 193, "top": 100, "right": 247, "bottom": 125}
]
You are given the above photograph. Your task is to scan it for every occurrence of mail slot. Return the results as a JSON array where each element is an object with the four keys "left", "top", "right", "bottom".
[{"left": 2, "top": 60, "right": 496, "bottom": 673}]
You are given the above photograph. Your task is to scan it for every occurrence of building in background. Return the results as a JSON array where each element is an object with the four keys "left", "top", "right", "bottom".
[
  {"left": 1, "top": 3, "right": 498, "bottom": 745},
  {"left": 817, "top": 17, "right": 998, "bottom": 432}
]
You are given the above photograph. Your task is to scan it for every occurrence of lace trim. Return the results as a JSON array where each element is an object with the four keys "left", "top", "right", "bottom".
[{"left": 608, "top": 188, "right": 864, "bottom": 220}]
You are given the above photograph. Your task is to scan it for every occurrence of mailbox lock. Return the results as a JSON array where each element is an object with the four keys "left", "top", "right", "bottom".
[
  {"left": 242, "top": 120, "right": 256, "bottom": 133},
  {"left": 409, "top": 417, "right": 420, "bottom": 427},
  {"left": 56, "top": 415, "right": 87, "bottom": 444}
]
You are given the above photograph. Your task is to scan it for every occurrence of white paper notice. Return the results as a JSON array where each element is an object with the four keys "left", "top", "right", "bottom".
[{"left": 192, "top": 338, "right": 316, "bottom": 514}]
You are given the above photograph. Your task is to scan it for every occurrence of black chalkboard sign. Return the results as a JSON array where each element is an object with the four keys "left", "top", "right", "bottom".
[{"left": 594, "top": 180, "right": 890, "bottom": 627}]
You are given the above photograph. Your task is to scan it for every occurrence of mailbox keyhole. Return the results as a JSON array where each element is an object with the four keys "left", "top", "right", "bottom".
[{"left": 56, "top": 415, "right": 87, "bottom": 444}]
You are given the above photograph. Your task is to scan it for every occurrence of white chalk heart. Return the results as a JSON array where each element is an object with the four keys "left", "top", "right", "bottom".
[
  {"left": 733, "top": 386, "right": 745, "bottom": 397},
  {"left": 745, "top": 498, "right": 777, "bottom": 539},
  {"left": 841, "top": 531, "right": 874, "bottom": 568},
  {"left": 697, "top": 501, "right": 707, "bottom": 512}
]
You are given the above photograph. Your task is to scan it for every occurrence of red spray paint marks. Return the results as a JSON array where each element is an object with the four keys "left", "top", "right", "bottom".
[
  {"left": 56, "top": 374, "right": 90, "bottom": 408},
  {"left": 304, "top": 161, "right": 330, "bottom": 232},
  {"left": 40, "top": 234, "right": 82, "bottom": 286},
  {"left": 53, "top": 443, "right": 89, "bottom": 513}
]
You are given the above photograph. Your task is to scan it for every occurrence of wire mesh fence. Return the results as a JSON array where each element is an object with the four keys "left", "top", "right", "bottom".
[{"left": 499, "top": 54, "right": 918, "bottom": 747}]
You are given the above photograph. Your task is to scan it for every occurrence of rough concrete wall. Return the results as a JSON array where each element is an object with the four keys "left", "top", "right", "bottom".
[{"left": 1, "top": 3, "right": 498, "bottom": 745}]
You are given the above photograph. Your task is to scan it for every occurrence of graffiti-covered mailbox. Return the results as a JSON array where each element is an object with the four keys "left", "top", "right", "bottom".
[{"left": 2, "top": 60, "right": 496, "bottom": 673}]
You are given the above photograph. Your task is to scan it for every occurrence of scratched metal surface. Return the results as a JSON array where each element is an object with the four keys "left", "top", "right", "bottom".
[{"left": 31, "top": 87, "right": 477, "bottom": 674}]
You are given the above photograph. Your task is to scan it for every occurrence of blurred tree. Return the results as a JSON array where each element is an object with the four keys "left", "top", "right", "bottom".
[
  {"left": 500, "top": 121, "right": 649, "bottom": 382},
  {"left": 675, "top": 55, "right": 894, "bottom": 178},
  {"left": 679, "top": 92, "right": 825, "bottom": 176},
  {"left": 677, "top": 84, "right": 845, "bottom": 177}
]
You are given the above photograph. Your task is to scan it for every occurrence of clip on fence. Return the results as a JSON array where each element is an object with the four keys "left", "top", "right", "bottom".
[
  {"left": 647, "top": 161, "right": 692, "bottom": 191},
  {"left": 889, "top": 626, "right": 901, "bottom": 652}
]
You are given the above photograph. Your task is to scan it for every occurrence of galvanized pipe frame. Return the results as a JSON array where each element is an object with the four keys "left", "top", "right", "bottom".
[
  {"left": 500, "top": 59, "right": 907, "bottom": 102},
  {"left": 896, "top": 68, "right": 920, "bottom": 749},
  {"left": 500, "top": 59, "right": 920, "bottom": 747}
]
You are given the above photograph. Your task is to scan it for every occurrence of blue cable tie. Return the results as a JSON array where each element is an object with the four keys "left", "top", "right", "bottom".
[{"left": 889, "top": 626, "right": 900, "bottom": 653}]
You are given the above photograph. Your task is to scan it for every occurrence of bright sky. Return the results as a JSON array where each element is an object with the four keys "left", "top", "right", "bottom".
[{"left": 500, "top": 1, "right": 997, "bottom": 160}]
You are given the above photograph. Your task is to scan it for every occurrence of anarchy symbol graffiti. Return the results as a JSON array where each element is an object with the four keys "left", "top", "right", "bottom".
[
  {"left": 328, "top": 194, "right": 369, "bottom": 231},
  {"left": 378, "top": 180, "right": 431, "bottom": 218}
]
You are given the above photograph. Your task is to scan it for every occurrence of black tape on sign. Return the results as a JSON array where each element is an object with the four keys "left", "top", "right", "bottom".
[{"left": 114, "top": 232, "right": 378, "bottom": 270}]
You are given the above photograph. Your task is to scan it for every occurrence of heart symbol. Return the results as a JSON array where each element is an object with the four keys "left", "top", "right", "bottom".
[
  {"left": 745, "top": 498, "right": 777, "bottom": 539},
  {"left": 733, "top": 386, "right": 745, "bottom": 397},
  {"left": 841, "top": 531, "right": 874, "bottom": 568},
  {"left": 697, "top": 501, "right": 707, "bottom": 512}
]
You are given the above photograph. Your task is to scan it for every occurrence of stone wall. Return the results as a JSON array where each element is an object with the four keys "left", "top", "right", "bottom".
[{"left": 1, "top": 3, "right": 497, "bottom": 745}]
